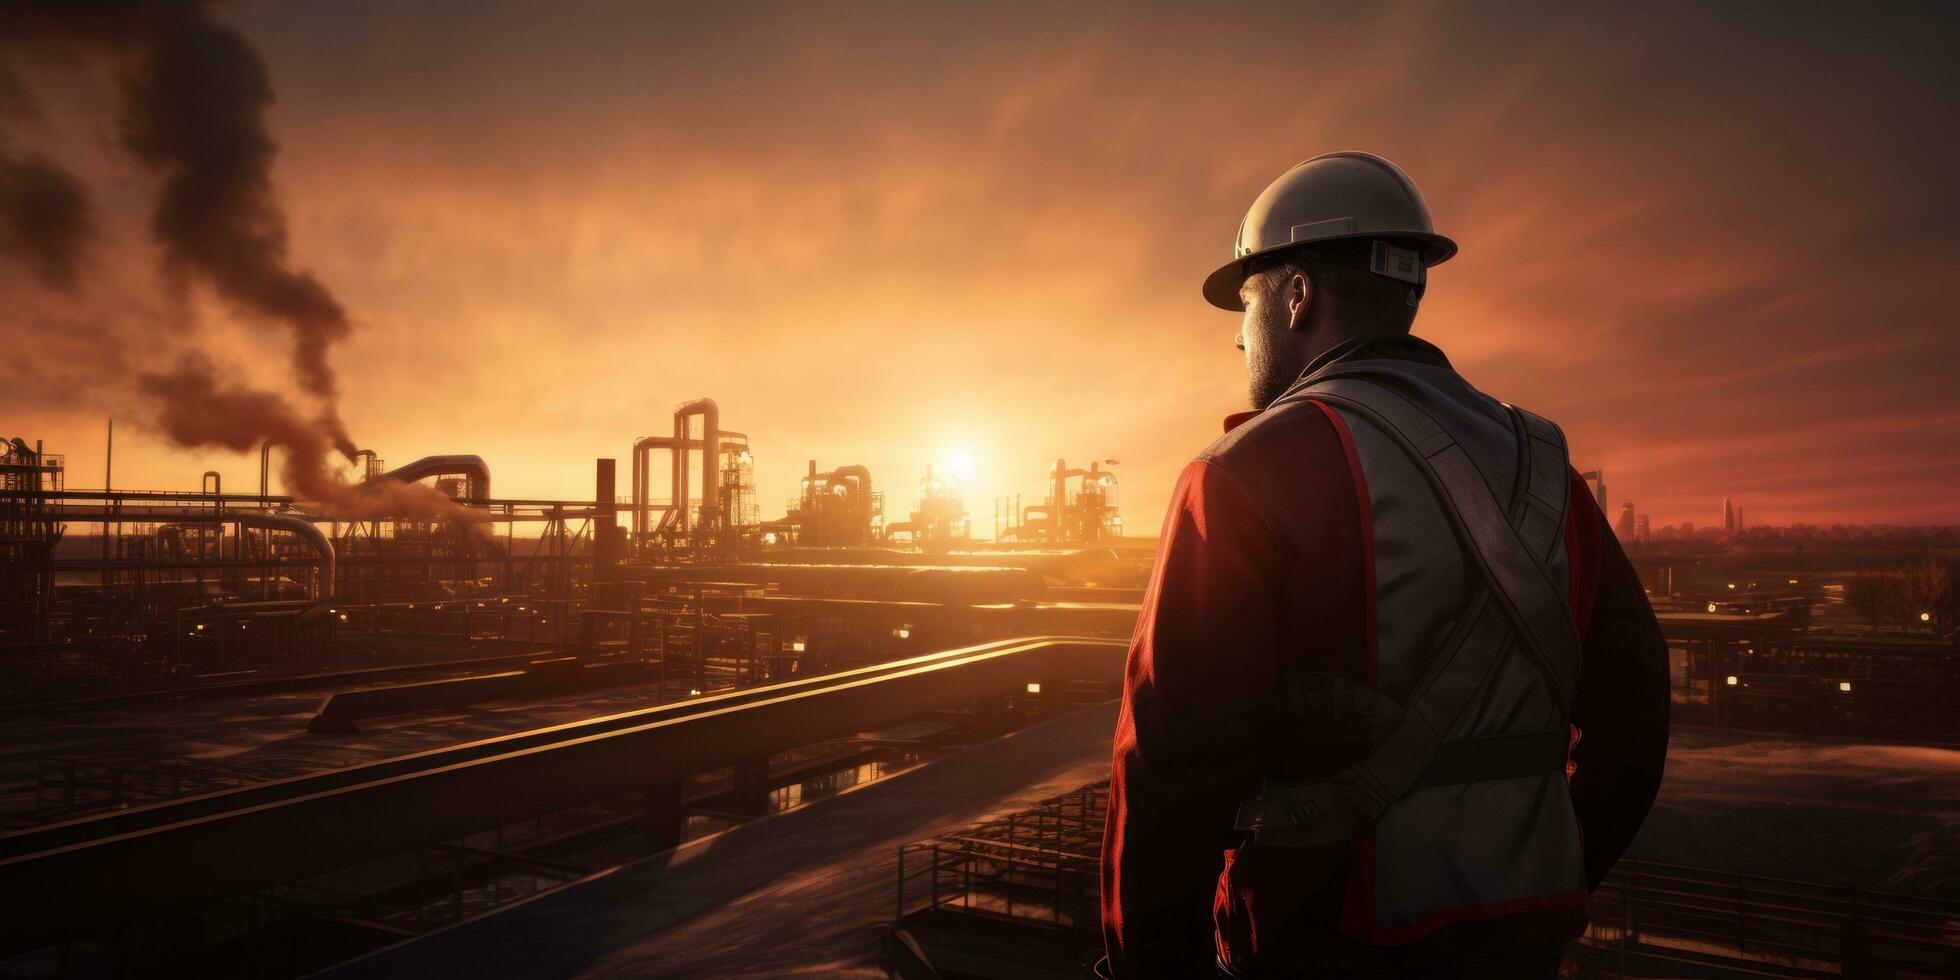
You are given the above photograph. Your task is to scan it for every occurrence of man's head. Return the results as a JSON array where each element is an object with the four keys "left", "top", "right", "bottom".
[
  {"left": 1202, "top": 151, "right": 1456, "bottom": 408},
  {"left": 1235, "top": 242, "right": 1423, "bottom": 409}
]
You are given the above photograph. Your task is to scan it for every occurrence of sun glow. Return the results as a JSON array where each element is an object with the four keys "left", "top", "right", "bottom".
[{"left": 945, "top": 445, "right": 980, "bottom": 484}]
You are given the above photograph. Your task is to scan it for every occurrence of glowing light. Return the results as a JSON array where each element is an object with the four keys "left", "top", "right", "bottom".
[
  {"left": 195, "top": 623, "right": 204, "bottom": 631},
  {"left": 791, "top": 640, "right": 806, "bottom": 652},
  {"left": 946, "top": 447, "right": 979, "bottom": 483},
  {"left": 689, "top": 688, "right": 702, "bottom": 696},
  {"left": 1726, "top": 583, "right": 1736, "bottom": 590},
  {"left": 1922, "top": 612, "right": 1933, "bottom": 622},
  {"left": 1788, "top": 579, "right": 1800, "bottom": 585},
  {"left": 1839, "top": 681, "right": 1852, "bottom": 692},
  {"left": 1725, "top": 675, "right": 1738, "bottom": 686},
  {"left": 1707, "top": 603, "right": 1718, "bottom": 613},
  {"left": 1026, "top": 682, "right": 1042, "bottom": 694},
  {"left": 893, "top": 627, "right": 911, "bottom": 639},
  {"left": 338, "top": 613, "right": 348, "bottom": 622}
]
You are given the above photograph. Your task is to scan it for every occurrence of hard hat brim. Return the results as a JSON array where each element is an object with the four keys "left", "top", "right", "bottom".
[{"left": 1201, "top": 231, "right": 1459, "bottom": 312}]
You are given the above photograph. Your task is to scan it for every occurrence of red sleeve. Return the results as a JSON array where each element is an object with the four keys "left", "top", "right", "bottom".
[
  {"left": 1564, "top": 474, "right": 1671, "bottom": 889},
  {"left": 1566, "top": 469, "right": 1603, "bottom": 643},
  {"left": 1101, "top": 459, "right": 1282, "bottom": 979}
]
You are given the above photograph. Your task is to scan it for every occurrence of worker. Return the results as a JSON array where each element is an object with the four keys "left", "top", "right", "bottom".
[{"left": 1098, "top": 152, "right": 1670, "bottom": 979}]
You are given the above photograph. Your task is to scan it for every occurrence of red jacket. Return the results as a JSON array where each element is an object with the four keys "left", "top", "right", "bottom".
[{"left": 1100, "top": 337, "right": 1670, "bottom": 978}]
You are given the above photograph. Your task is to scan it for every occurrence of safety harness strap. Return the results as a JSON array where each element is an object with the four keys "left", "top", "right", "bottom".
[
  {"left": 1246, "top": 365, "right": 1577, "bottom": 837},
  {"left": 1233, "top": 728, "right": 1571, "bottom": 847}
]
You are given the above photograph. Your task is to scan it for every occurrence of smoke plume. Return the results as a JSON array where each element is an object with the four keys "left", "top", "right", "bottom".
[
  {"left": 0, "top": 0, "right": 460, "bottom": 520},
  {"left": 0, "top": 149, "right": 90, "bottom": 290},
  {"left": 141, "top": 356, "right": 487, "bottom": 524}
]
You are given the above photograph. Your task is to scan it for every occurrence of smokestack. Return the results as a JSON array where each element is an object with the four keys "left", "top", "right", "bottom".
[{"left": 594, "top": 457, "right": 619, "bottom": 582}]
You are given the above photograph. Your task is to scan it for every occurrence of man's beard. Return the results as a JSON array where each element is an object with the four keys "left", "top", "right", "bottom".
[{"left": 1244, "top": 311, "right": 1305, "bottom": 410}]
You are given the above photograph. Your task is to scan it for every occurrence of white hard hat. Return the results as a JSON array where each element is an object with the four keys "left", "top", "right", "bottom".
[{"left": 1202, "top": 151, "right": 1456, "bottom": 311}]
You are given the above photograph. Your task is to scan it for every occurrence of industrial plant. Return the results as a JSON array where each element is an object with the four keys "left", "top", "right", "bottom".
[
  {"left": 1, "top": 413, "right": 1953, "bottom": 978},
  {"left": 1, "top": 3, "right": 1955, "bottom": 976}
]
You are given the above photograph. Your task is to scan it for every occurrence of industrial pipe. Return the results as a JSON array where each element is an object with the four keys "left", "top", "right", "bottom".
[
  {"left": 50, "top": 508, "right": 335, "bottom": 601},
  {"left": 374, "top": 455, "right": 491, "bottom": 500},
  {"left": 829, "top": 464, "right": 871, "bottom": 513},
  {"left": 630, "top": 402, "right": 730, "bottom": 547},
  {"left": 675, "top": 398, "right": 719, "bottom": 538}
]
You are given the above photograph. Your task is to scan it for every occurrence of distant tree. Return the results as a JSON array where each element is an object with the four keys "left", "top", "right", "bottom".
[
  {"left": 1897, "top": 557, "right": 1951, "bottom": 632},
  {"left": 1845, "top": 568, "right": 1901, "bottom": 630}
]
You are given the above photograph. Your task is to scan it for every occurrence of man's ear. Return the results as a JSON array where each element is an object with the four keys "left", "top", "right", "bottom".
[{"left": 1285, "top": 271, "right": 1314, "bottom": 333}]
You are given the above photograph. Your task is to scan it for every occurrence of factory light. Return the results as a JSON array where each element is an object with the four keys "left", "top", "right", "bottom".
[
  {"left": 1788, "top": 579, "right": 1800, "bottom": 585},
  {"left": 689, "top": 689, "right": 702, "bottom": 696},
  {"left": 893, "top": 627, "right": 911, "bottom": 639},
  {"left": 195, "top": 623, "right": 204, "bottom": 631},
  {"left": 1839, "top": 681, "right": 1853, "bottom": 693},
  {"left": 791, "top": 640, "right": 806, "bottom": 652},
  {"left": 1922, "top": 612, "right": 1933, "bottom": 622},
  {"left": 1727, "top": 583, "right": 1736, "bottom": 590},
  {"left": 1707, "top": 603, "right": 1718, "bottom": 613},
  {"left": 1725, "top": 675, "right": 1738, "bottom": 686},
  {"left": 1026, "top": 683, "right": 1042, "bottom": 694},
  {"left": 338, "top": 613, "right": 348, "bottom": 622}
]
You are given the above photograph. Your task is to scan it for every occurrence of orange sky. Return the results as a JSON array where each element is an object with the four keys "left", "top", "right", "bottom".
[{"left": 5, "top": 1, "right": 1957, "bottom": 532}]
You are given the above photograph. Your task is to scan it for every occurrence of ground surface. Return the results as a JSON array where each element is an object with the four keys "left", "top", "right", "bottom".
[
  {"left": 330, "top": 700, "right": 1123, "bottom": 978},
  {"left": 331, "top": 715, "right": 1960, "bottom": 978}
]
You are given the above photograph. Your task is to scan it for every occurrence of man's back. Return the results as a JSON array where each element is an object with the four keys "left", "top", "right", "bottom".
[{"left": 1100, "top": 335, "right": 1670, "bottom": 978}]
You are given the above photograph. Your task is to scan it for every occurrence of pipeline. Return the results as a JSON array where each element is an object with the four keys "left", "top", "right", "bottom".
[
  {"left": 53, "top": 508, "right": 335, "bottom": 601},
  {"left": 374, "top": 455, "right": 491, "bottom": 500},
  {"left": 630, "top": 399, "right": 727, "bottom": 546},
  {"left": 675, "top": 398, "right": 719, "bottom": 537}
]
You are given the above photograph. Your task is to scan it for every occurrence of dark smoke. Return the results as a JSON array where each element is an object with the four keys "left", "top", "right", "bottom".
[
  {"left": 142, "top": 356, "right": 488, "bottom": 526},
  {"left": 0, "top": 150, "right": 90, "bottom": 289},
  {"left": 0, "top": 0, "right": 460, "bottom": 520},
  {"left": 111, "top": 2, "right": 357, "bottom": 454}
]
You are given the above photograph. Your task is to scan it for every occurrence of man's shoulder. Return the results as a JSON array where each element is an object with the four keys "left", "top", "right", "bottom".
[
  {"left": 1198, "top": 397, "right": 1342, "bottom": 467},
  {"left": 1191, "top": 398, "right": 1352, "bottom": 516}
]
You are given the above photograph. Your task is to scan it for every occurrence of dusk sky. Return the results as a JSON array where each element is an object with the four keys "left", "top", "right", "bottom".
[{"left": 5, "top": 1, "right": 1957, "bottom": 532}]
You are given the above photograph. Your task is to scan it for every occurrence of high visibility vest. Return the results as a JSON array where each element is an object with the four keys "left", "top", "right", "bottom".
[{"left": 1231, "top": 356, "right": 1589, "bottom": 943}]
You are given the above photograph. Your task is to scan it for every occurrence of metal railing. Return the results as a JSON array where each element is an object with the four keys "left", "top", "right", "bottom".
[
  {"left": 896, "top": 783, "right": 1107, "bottom": 932},
  {"left": 1577, "top": 859, "right": 1960, "bottom": 977}
]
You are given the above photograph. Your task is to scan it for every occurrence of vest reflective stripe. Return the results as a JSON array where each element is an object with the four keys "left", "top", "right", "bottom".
[{"left": 1250, "top": 358, "right": 1589, "bottom": 941}]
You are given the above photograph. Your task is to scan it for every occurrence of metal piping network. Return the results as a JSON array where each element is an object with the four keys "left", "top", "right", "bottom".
[
  {"left": 51, "top": 508, "right": 335, "bottom": 601},
  {"left": 375, "top": 454, "right": 492, "bottom": 500},
  {"left": 631, "top": 398, "right": 723, "bottom": 546}
]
